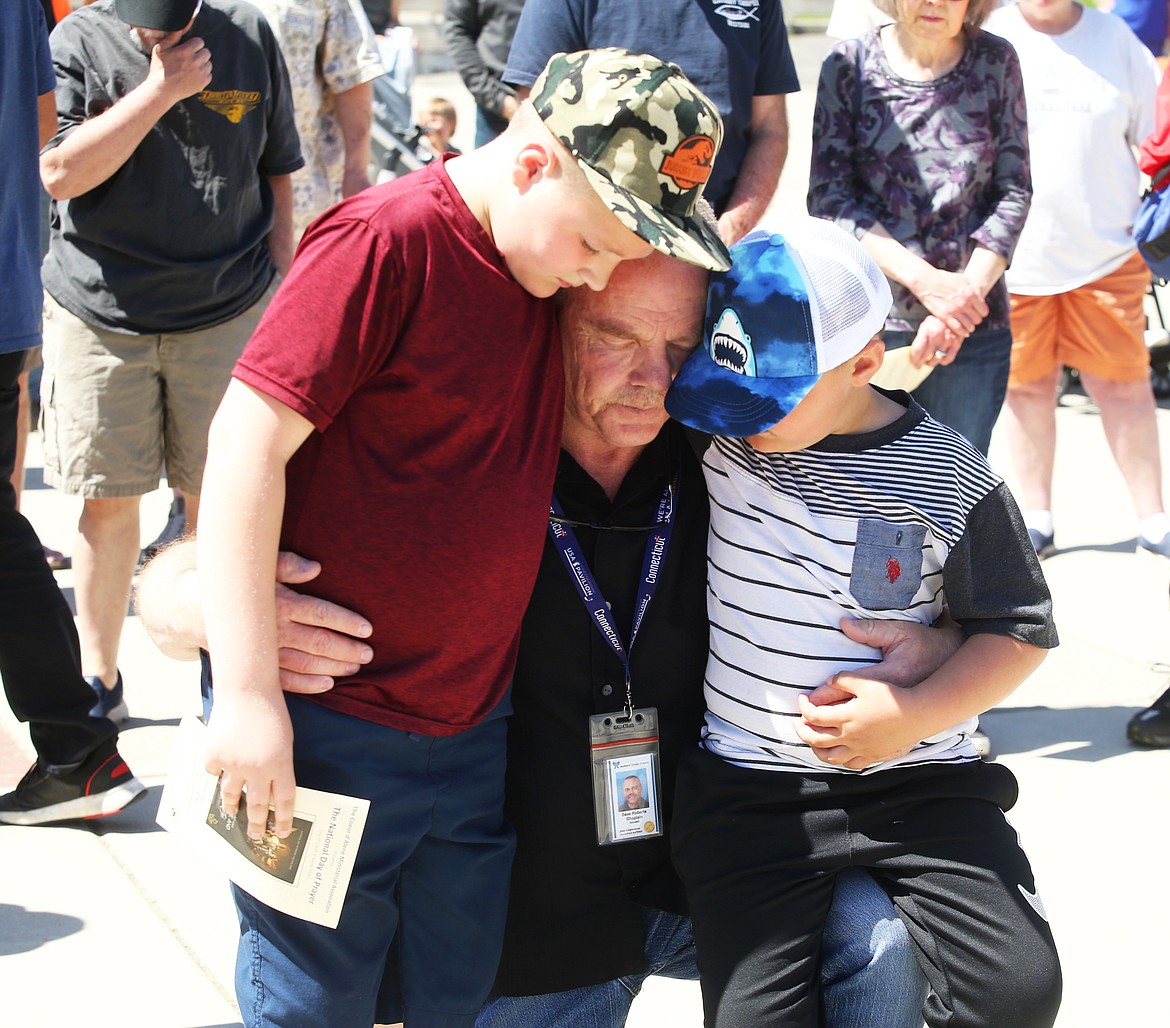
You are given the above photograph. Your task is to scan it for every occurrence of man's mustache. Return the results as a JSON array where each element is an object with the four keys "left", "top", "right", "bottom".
[{"left": 607, "top": 389, "right": 666, "bottom": 410}]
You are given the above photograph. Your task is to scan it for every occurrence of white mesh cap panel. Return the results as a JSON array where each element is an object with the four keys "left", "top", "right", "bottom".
[{"left": 768, "top": 216, "right": 893, "bottom": 373}]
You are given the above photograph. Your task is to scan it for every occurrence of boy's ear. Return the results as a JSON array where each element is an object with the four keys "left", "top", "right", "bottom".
[
  {"left": 513, "top": 139, "right": 557, "bottom": 190},
  {"left": 849, "top": 336, "right": 886, "bottom": 387}
]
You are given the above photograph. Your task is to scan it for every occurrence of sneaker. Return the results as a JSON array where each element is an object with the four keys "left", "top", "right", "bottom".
[
  {"left": 139, "top": 493, "right": 187, "bottom": 565},
  {"left": 1027, "top": 528, "right": 1056, "bottom": 560},
  {"left": 971, "top": 728, "right": 992, "bottom": 759},
  {"left": 1137, "top": 534, "right": 1170, "bottom": 558},
  {"left": 0, "top": 748, "right": 146, "bottom": 825},
  {"left": 86, "top": 670, "right": 129, "bottom": 724},
  {"left": 1127, "top": 686, "right": 1170, "bottom": 748}
]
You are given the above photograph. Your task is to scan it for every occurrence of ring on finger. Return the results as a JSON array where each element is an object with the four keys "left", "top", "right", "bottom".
[{"left": 933, "top": 348, "right": 947, "bottom": 360}]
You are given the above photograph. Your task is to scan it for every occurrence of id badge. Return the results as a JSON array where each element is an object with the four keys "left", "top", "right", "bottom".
[{"left": 589, "top": 707, "right": 662, "bottom": 846}]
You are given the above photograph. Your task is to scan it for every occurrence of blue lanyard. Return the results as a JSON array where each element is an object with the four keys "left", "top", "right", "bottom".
[{"left": 548, "top": 470, "right": 678, "bottom": 710}]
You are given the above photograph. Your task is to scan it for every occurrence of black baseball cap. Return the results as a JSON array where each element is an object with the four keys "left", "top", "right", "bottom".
[{"left": 114, "top": 0, "right": 201, "bottom": 31}]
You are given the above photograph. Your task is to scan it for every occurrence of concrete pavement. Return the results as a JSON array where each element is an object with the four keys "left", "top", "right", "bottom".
[{"left": 3, "top": 24, "right": 1169, "bottom": 1028}]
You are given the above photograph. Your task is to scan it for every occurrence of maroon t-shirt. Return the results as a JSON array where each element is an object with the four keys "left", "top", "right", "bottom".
[{"left": 234, "top": 158, "right": 564, "bottom": 735}]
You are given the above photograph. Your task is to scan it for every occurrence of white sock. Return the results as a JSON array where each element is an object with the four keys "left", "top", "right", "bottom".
[
  {"left": 1023, "top": 510, "right": 1053, "bottom": 537},
  {"left": 1138, "top": 512, "right": 1170, "bottom": 545}
]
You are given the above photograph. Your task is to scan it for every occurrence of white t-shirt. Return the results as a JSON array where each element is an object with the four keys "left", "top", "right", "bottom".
[{"left": 986, "top": 3, "right": 1159, "bottom": 293}]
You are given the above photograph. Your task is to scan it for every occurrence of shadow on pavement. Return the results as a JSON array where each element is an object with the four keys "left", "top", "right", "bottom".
[
  {"left": 0, "top": 902, "right": 83, "bottom": 955},
  {"left": 86, "top": 784, "right": 165, "bottom": 837},
  {"left": 981, "top": 705, "right": 1159, "bottom": 762}
]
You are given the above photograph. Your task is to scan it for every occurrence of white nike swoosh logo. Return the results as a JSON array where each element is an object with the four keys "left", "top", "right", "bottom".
[{"left": 1019, "top": 883, "right": 1049, "bottom": 922}]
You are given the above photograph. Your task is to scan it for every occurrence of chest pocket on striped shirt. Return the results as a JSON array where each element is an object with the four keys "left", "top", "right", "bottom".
[{"left": 850, "top": 519, "right": 926, "bottom": 611}]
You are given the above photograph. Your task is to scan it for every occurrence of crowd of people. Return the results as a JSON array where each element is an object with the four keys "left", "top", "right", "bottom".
[{"left": 0, "top": 0, "right": 1168, "bottom": 1027}]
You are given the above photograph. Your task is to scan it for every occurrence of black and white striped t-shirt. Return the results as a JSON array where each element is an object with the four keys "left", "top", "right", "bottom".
[{"left": 697, "top": 398, "right": 1056, "bottom": 774}]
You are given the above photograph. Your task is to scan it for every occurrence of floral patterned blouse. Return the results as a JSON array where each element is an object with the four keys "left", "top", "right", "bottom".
[{"left": 807, "top": 27, "right": 1031, "bottom": 333}]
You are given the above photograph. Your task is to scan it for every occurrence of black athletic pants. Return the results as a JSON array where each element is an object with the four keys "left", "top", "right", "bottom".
[
  {"left": 0, "top": 349, "right": 115, "bottom": 770},
  {"left": 672, "top": 746, "right": 1061, "bottom": 1028}
]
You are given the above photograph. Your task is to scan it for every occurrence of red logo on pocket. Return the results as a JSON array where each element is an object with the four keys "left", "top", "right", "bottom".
[{"left": 885, "top": 557, "right": 901, "bottom": 584}]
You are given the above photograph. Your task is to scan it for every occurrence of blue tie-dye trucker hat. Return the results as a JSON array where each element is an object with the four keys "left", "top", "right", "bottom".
[{"left": 664, "top": 217, "right": 892, "bottom": 437}]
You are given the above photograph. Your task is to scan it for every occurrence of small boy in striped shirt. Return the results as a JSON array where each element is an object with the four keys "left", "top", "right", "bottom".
[{"left": 663, "top": 216, "right": 1062, "bottom": 1028}]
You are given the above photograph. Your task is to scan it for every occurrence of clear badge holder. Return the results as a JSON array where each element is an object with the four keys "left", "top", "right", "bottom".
[{"left": 588, "top": 706, "right": 662, "bottom": 846}]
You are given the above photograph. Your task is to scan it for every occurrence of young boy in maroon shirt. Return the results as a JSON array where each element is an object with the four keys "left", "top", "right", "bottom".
[{"left": 197, "top": 48, "right": 730, "bottom": 1028}]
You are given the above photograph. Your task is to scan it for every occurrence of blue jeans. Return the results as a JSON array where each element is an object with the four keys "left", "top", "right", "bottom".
[
  {"left": 476, "top": 868, "right": 927, "bottom": 1028},
  {"left": 230, "top": 694, "right": 514, "bottom": 1028},
  {"left": 883, "top": 326, "right": 1013, "bottom": 456}
]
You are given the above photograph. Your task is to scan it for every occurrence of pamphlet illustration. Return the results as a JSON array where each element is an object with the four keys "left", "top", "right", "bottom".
[{"left": 157, "top": 715, "right": 370, "bottom": 929}]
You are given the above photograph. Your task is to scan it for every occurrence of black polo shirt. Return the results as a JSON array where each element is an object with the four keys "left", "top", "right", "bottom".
[{"left": 494, "top": 421, "right": 711, "bottom": 996}]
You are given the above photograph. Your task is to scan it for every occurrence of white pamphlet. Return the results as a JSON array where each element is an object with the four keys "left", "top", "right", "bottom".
[{"left": 156, "top": 715, "right": 369, "bottom": 929}]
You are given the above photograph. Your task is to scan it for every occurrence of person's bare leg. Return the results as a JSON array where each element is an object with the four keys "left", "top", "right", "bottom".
[
  {"left": 183, "top": 489, "right": 199, "bottom": 531},
  {"left": 74, "top": 495, "right": 141, "bottom": 687},
  {"left": 1000, "top": 368, "right": 1062, "bottom": 513},
  {"left": 1080, "top": 371, "right": 1166, "bottom": 521}
]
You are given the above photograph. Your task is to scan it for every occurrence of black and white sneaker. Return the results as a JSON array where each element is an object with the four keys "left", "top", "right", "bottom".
[
  {"left": 1127, "top": 685, "right": 1170, "bottom": 748},
  {"left": 0, "top": 747, "right": 146, "bottom": 826}
]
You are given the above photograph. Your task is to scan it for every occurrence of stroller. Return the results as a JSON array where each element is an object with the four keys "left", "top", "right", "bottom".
[{"left": 369, "top": 68, "right": 436, "bottom": 183}]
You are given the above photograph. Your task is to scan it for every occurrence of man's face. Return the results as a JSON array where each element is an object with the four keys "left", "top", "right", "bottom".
[
  {"left": 561, "top": 251, "right": 708, "bottom": 449},
  {"left": 127, "top": 0, "right": 201, "bottom": 53},
  {"left": 622, "top": 776, "right": 644, "bottom": 808}
]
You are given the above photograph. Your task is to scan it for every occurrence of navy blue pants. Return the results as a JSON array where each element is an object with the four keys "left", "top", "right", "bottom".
[{"left": 229, "top": 693, "right": 515, "bottom": 1028}]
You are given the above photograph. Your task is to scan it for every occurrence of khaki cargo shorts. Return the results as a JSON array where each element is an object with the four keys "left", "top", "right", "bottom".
[{"left": 40, "top": 285, "right": 274, "bottom": 499}]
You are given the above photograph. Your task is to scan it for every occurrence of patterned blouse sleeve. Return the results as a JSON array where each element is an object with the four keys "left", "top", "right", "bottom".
[
  {"left": 322, "top": 0, "right": 385, "bottom": 95},
  {"left": 967, "top": 39, "right": 1031, "bottom": 264},
  {"left": 807, "top": 39, "right": 879, "bottom": 240}
]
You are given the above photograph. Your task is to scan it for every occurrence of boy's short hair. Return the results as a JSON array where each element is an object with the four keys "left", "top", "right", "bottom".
[
  {"left": 664, "top": 216, "right": 892, "bottom": 437},
  {"left": 530, "top": 48, "right": 731, "bottom": 272},
  {"left": 420, "top": 97, "right": 457, "bottom": 124}
]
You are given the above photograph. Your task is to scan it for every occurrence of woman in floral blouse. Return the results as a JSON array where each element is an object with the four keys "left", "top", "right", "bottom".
[{"left": 808, "top": 0, "right": 1030, "bottom": 455}]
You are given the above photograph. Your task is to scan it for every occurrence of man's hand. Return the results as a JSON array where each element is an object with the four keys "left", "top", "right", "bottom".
[
  {"left": 137, "top": 543, "right": 373, "bottom": 686},
  {"left": 40, "top": 32, "right": 213, "bottom": 200},
  {"left": 273, "top": 552, "right": 374, "bottom": 693},
  {"left": 793, "top": 617, "right": 963, "bottom": 770},
  {"left": 149, "top": 36, "right": 213, "bottom": 106}
]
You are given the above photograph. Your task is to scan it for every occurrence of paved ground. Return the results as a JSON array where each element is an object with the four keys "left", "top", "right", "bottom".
[{"left": 3, "top": 19, "right": 1169, "bottom": 1028}]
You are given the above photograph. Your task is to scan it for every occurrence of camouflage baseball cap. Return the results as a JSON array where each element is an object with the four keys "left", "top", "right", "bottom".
[{"left": 530, "top": 49, "right": 731, "bottom": 273}]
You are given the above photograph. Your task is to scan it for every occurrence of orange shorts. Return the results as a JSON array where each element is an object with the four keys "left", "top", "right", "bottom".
[{"left": 1008, "top": 251, "right": 1152, "bottom": 387}]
